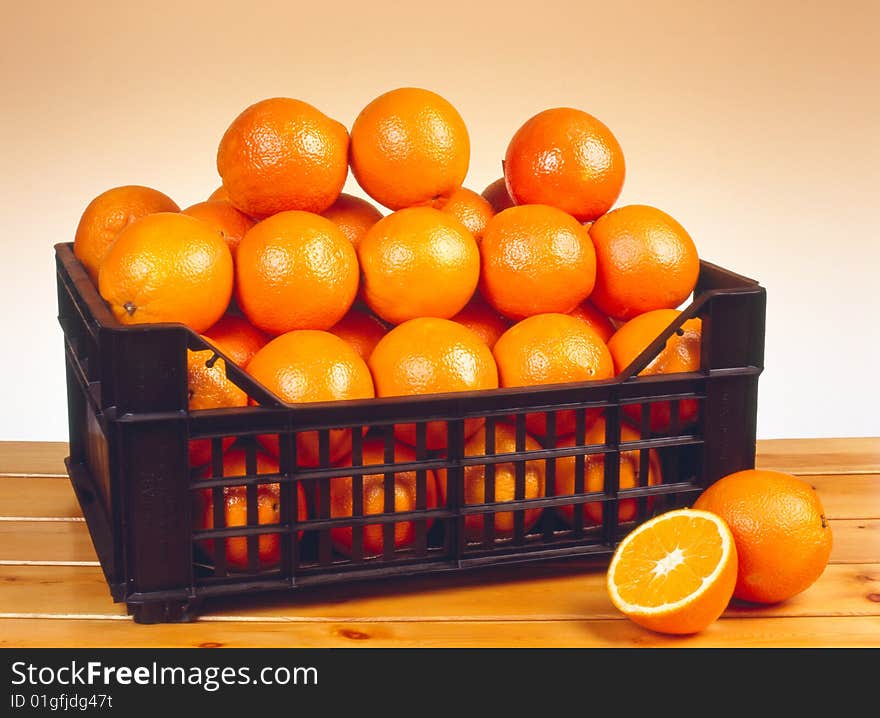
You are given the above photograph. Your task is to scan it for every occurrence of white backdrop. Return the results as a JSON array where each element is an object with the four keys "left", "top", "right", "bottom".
[{"left": 1, "top": 0, "right": 878, "bottom": 441}]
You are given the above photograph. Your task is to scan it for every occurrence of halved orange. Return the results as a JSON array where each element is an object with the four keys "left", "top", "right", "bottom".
[{"left": 606, "top": 508, "right": 737, "bottom": 635}]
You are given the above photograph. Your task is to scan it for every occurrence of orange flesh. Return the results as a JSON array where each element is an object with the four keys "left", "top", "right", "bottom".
[{"left": 613, "top": 513, "right": 724, "bottom": 607}]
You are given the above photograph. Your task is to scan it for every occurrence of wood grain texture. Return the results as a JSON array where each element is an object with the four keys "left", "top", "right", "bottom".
[
  {"left": 1, "top": 563, "right": 877, "bottom": 622},
  {"left": 0, "top": 438, "right": 877, "bottom": 647},
  {"left": 1, "top": 616, "right": 877, "bottom": 648}
]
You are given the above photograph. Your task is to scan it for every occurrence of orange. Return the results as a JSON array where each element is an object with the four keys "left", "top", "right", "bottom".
[
  {"left": 187, "top": 335, "right": 248, "bottom": 468},
  {"left": 479, "top": 205, "right": 596, "bottom": 320},
  {"left": 450, "top": 293, "right": 511, "bottom": 349},
  {"left": 246, "top": 330, "right": 375, "bottom": 466},
  {"left": 492, "top": 313, "right": 614, "bottom": 436},
  {"left": 436, "top": 423, "right": 546, "bottom": 542},
  {"left": 504, "top": 108, "right": 625, "bottom": 222},
  {"left": 98, "top": 212, "right": 233, "bottom": 333},
  {"left": 368, "top": 318, "right": 499, "bottom": 449},
  {"left": 207, "top": 185, "right": 230, "bottom": 202},
  {"left": 350, "top": 87, "right": 470, "bottom": 210},
  {"left": 358, "top": 207, "right": 480, "bottom": 325},
  {"left": 554, "top": 419, "right": 662, "bottom": 527},
  {"left": 693, "top": 469, "right": 833, "bottom": 604},
  {"left": 606, "top": 508, "right": 738, "bottom": 635},
  {"left": 328, "top": 307, "right": 389, "bottom": 360},
  {"left": 235, "top": 210, "right": 359, "bottom": 335},
  {"left": 433, "top": 187, "right": 495, "bottom": 241},
  {"left": 182, "top": 200, "right": 255, "bottom": 258},
  {"left": 195, "top": 448, "right": 308, "bottom": 570},
  {"left": 567, "top": 300, "right": 615, "bottom": 343},
  {"left": 328, "top": 440, "right": 439, "bottom": 557},
  {"left": 481, "top": 177, "right": 515, "bottom": 213},
  {"left": 589, "top": 204, "right": 700, "bottom": 321},
  {"left": 320, "top": 192, "right": 384, "bottom": 249},
  {"left": 607, "top": 309, "right": 701, "bottom": 432},
  {"left": 217, "top": 97, "right": 349, "bottom": 218},
  {"left": 203, "top": 314, "right": 270, "bottom": 367},
  {"left": 74, "top": 185, "right": 179, "bottom": 283}
]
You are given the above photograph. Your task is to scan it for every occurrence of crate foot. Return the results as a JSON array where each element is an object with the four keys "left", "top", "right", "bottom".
[{"left": 128, "top": 599, "right": 203, "bottom": 624}]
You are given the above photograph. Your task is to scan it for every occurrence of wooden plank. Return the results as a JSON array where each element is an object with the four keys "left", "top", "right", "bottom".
[
  {"left": 0, "top": 516, "right": 872, "bottom": 566},
  {"left": 807, "top": 474, "right": 880, "bottom": 520},
  {"left": 0, "top": 476, "right": 82, "bottom": 519},
  {"left": 756, "top": 437, "right": 880, "bottom": 475},
  {"left": 1, "top": 437, "right": 878, "bottom": 481},
  {"left": 1, "top": 562, "right": 877, "bottom": 622},
  {"left": 0, "top": 521, "right": 97, "bottom": 563},
  {"left": 0, "top": 615, "right": 877, "bottom": 648},
  {"left": 0, "top": 442, "right": 69, "bottom": 477}
]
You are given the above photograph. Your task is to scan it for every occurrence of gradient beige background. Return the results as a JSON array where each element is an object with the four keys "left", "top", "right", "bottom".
[{"left": 1, "top": 0, "right": 877, "bottom": 441}]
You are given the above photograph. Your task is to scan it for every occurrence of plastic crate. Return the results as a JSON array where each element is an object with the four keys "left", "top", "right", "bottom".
[{"left": 55, "top": 241, "right": 765, "bottom": 623}]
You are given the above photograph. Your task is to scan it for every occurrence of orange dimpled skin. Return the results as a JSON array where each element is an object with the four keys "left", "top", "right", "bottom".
[
  {"left": 182, "top": 200, "right": 256, "bottom": 258},
  {"left": 235, "top": 211, "right": 359, "bottom": 335},
  {"left": 203, "top": 314, "right": 270, "bottom": 367},
  {"left": 216, "top": 97, "right": 349, "bottom": 218},
  {"left": 567, "top": 300, "right": 615, "bottom": 343},
  {"left": 358, "top": 207, "right": 480, "bottom": 325},
  {"left": 328, "top": 307, "right": 389, "bottom": 360},
  {"left": 369, "top": 318, "right": 499, "bottom": 449},
  {"left": 246, "top": 331, "right": 375, "bottom": 466},
  {"left": 504, "top": 108, "right": 625, "bottom": 222},
  {"left": 589, "top": 205, "right": 700, "bottom": 321},
  {"left": 434, "top": 187, "right": 495, "bottom": 241},
  {"left": 608, "top": 309, "right": 702, "bottom": 432},
  {"left": 479, "top": 205, "right": 596, "bottom": 320},
  {"left": 320, "top": 193, "right": 384, "bottom": 249},
  {"left": 450, "top": 293, "right": 511, "bottom": 349},
  {"left": 350, "top": 87, "right": 470, "bottom": 210},
  {"left": 74, "top": 185, "right": 179, "bottom": 283},
  {"left": 493, "top": 313, "right": 614, "bottom": 436},
  {"left": 554, "top": 419, "right": 662, "bottom": 527},
  {"left": 329, "top": 441, "right": 439, "bottom": 557},
  {"left": 694, "top": 469, "right": 833, "bottom": 604},
  {"left": 98, "top": 212, "right": 233, "bottom": 333}
]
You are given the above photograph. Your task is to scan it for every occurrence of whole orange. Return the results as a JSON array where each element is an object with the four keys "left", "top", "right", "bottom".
[
  {"left": 235, "top": 211, "right": 359, "bottom": 335},
  {"left": 607, "top": 309, "right": 701, "bottom": 432},
  {"left": 479, "top": 205, "right": 596, "bottom": 320},
  {"left": 358, "top": 207, "right": 480, "bottom": 325},
  {"left": 493, "top": 313, "right": 614, "bottom": 437},
  {"left": 481, "top": 177, "right": 515, "bottom": 214},
  {"left": 504, "top": 108, "right": 625, "bottom": 222},
  {"left": 182, "top": 200, "right": 256, "bottom": 259},
  {"left": 350, "top": 87, "right": 470, "bottom": 210},
  {"left": 246, "top": 331, "right": 375, "bottom": 467},
  {"left": 589, "top": 204, "right": 700, "bottom": 321},
  {"left": 187, "top": 335, "right": 248, "bottom": 468},
  {"left": 195, "top": 448, "right": 308, "bottom": 570},
  {"left": 328, "top": 307, "right": 389, "bottom": 360},
  {"left": 217, "top": 97, "right": 349, "bottom": 218},
  {"left": 203, "top": 314, "right": 270, "bottom": 367},
  {"left": 434, "top": 187, "right": 495, "bottom": 241},
  {"left": 328, "top": 440, "right": 439, "bottom": 557},
  {"left": 553, "top": 419, "right": 662, "bottom": 527},
  {"left": 450, "top": 293, "right": 511, "bottom": 349},
  {"left": 368, "top": 318, "right": 499, "bottom": 449},
  {"left": 435, "top": 423, "right": 546, "bottom": 542},
  {"left": 98, "top": 212, "right": 233, "bottom": 333},
  {"left": 320, "top": 193, "right": 384, "bottom": 249},
  {"left": 694, "top": 469, "right": 833, "bottom": 604},
  {"left": 207, "top": 185, "right": 230, "bottom": 202},
  {"left": 74, "top": 185, "right": 179, "bottom": 283}
]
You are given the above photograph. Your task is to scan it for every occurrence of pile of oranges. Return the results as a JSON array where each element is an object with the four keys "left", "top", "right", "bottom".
[{"left": 71, "top": 87, "right": 831, "bottom": 636}]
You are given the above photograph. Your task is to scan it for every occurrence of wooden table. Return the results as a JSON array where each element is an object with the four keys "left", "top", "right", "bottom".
[{"left": 1, "top": 438, "right": 877, "bottom": 648}]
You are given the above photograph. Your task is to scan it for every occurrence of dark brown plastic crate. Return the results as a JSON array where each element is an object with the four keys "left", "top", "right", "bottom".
[{"left": 55, "top": 241, "right": 765, "bottom": 623}]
